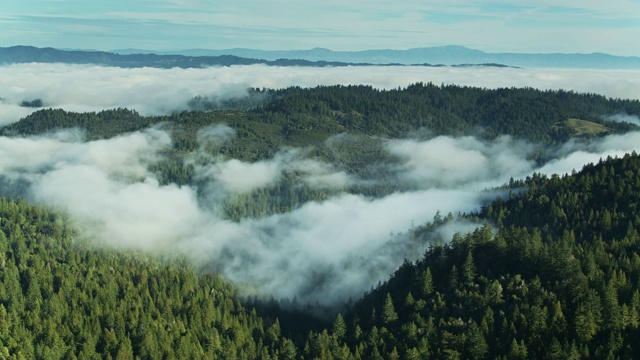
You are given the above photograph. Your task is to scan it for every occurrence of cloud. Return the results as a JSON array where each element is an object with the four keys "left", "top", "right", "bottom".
[
  {"left": 0, "top": 103, "right": 32, "bottom": 128},
  {"left": 35, "top": 167, "right": 206, "bottom": 250},
  {"left": 206, "top": 159, "right": 282, "bottom": 194},
  {"left": 1, "top": 127, "right": 477, "bottom": 304},
  {"left": 386, "top": 135, "right": 535, "bottom": 187},
  {"left": 2, "top": 63, "right": 640, "bottom": 308},
  {"left": 607, "top": 113, "right": 640, "bottom": 126},
  {"left": 0, "top": 128, "right": 187, "bottom": 251},
  {"left": 230, "top": 188, "right": 483, "bottom": 302},
  {"left": 2, "top": 64, "right": 640, "bottom": 127},
  {"left": 290, "top": 158, "right": 351, "bottom": 189},
  {"left": 3, "top": 125, "right": 640, "bottom": 307},
  {"left": 194, "top": 156, "right": 350, "bottom": 204},
  {"left": 538, "top": 131, "right": 640, "bottom": 176}
]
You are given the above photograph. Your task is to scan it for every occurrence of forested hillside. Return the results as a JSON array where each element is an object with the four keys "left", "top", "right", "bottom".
[
  {"left": 0, "top": 200, "right": 301, "bottom": 359},
  {"left": 2, "top": 150, "right": 640, "bottom": 359},
  {"left": 1, "top": 83, "right": 640, "bottom": 358},
  {"left": 3, "top": 83, "right": 638, "bottom": 209},
  {"left": 335, "top": 153, "right": 640, "bottom": 359},
  {"left": 5, "top": 83, "right": 639, "bottom": 145}
]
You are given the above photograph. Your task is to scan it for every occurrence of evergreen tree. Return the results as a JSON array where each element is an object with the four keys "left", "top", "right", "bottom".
[
  {"left": 333, "top": 313, "right": 347, "bottom": 340},
  {"left": 382, "top": 294, "right": 398, "bottom": 324}
]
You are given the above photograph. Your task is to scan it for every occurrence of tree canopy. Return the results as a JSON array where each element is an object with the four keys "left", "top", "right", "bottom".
[{"left": 1, "top": 83, "right": 640, "bottom": 358}]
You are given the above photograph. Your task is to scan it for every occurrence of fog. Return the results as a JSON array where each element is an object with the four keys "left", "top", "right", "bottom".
[
  {"left": 2, "top": 63, "right": 640, "bottom": 307},
  {"left": 2, "top": 127, "right": 640, "bottom": 306},
  {"left": 1, "top": 63, "right": 640, "bottom": 126},
  {"left": 608, "top": 113, "right": 640, "bottom": 127},
  {"left": 386, "top": 136, "right": 535, "bottom": 188}
]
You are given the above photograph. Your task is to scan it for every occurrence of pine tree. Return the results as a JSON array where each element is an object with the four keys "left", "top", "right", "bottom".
[
  {"left": 508, "top": 338, "right": 527, "bottom": 359},
  {"left": 333, "top": 313, "right": 346, "bottom": 340},
  {"left": 382, "top": 293, "right": 398, "bottom": 324},
  {"left": 574, "top": 304, "right": 597, "bottom": 343},
  {"left": 462, "top": 251, "right": 476, "bottom": 286},
  {"left": 465, "top": 321, "right": 488, "bottom": 359},
  {"left": 421, "top": 267, "right": 434, "bottom": 296}
]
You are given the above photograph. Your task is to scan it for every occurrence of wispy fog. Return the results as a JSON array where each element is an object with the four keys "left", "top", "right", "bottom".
[
  {"left": 2, "top": 125, "right": 640, "bottom": 306},
  {"left": 2, "top": 63, "right": 640, "bottom": 307},
  {"left": 608, "top": 113, "right": 640, "bottom": 127},
  {"left": 1, "top": 63, "right": 640, "bottom": 126},
  {"left": 386, "top": 136, "right": 535, "bottom": 188}
]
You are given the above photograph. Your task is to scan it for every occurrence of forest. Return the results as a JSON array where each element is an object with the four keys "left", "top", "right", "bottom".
[{"left": 1, "top": 83, "right": 640, "bottom": 358}]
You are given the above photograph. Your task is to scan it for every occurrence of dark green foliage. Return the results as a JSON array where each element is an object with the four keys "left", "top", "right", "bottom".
[
  {"left": 4, "top": 83, "right": 638, "bottom": 219},
  {"left": 1, "top": 107, "right": 152, "bottom": 140},
  {"left": 258, "top": 84, "right": 639, "bottom": 142},
  {"left": 0, "top": 199, "right": 295, "bottom": 359},
  {"left": 187, "top": 88, "right": 275, "bottom": 111},
  {"left": 335, "top": 153, "right": 640, "bottom": 359},
  {"left": 2, "top": 84, "right": 640, "bottom": 358},
  {"left": 19, "top": 99, "right": 43, "bottom": 108},
  {"left": 4, "top": 83, "right": 639, "bottom": 146}
]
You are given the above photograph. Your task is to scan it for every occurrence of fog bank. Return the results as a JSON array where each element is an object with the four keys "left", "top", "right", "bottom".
[
  {"left": 2, "top": 126, "right": 640, "bottom": 306},
  {"left": 2, "top": 64, "right": 640, "bottom": 126}
]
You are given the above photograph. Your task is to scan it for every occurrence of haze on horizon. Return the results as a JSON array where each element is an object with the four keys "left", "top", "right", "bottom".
[{"left": 2, "top": 1, "right": 640, "bottom": 56}]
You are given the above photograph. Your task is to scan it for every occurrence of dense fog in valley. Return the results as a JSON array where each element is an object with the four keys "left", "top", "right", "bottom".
[{"left": 1, "top": 64, "right": 640, "bottom": 306}]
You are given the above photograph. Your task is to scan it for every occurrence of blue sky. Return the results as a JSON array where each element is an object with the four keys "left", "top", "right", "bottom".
[{"left": 2, "top": 0, "right": 640, "bottom": 55}]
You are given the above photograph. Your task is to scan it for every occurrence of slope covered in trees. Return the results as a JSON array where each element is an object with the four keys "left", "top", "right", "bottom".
[
  {"left": 1, "top": 84, "right": 640, "bottom": 358},
  {"left": 3, "top": 83, "right": 638, "bottom": 217},
  {"left": 4, "top": 83, "right": 639, "bottom": 145},
  {"left": 258, "top": 84, "right": 639, "bottom": 143},
  {"left": 330, "top": 153, "right": 640, "bottom": 359},
  {"left": 1, "top": 150, "right": 640, "bottom": 359},
  {"left": 0, "top": 200, "right": 302, "bottom": 359}
]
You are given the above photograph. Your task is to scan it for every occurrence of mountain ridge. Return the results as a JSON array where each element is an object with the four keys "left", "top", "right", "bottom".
[
  {"left": 2, "top": 45, "right": 640, "bottom": 69},
  {"left": 109, "top": 45, "right": 640, "bottom": 69},
  {"left": 0, "top": 45, "right": 515, "bottom": 69}
]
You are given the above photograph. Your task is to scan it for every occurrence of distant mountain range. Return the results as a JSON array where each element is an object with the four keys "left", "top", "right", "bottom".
[
  {"left": 0, "top": 46, "right": 378, "bottom": 68},
  {"left": 2, "top": 45, "right": 639, "bottom": 69},
  {"left": 0, "top": 45, "right": 513, "bottom": 69},
  {"left": 111, "top": 45, "right": 640, "bottom": 69}
]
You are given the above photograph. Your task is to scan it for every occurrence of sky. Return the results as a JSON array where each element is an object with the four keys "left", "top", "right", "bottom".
[{"left": 2, "top": 0, "right": 640, "bottom": 55}]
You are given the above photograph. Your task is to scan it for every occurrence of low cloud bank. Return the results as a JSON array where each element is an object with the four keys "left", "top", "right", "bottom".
[
  {"left": 386, "top": 135, "right": 535, "bottom": 188},
  {"left": 1, "top": 64, "right": 640, "bottom": 126},
  {"left": 608, "top": 113, "right": 640, "bottom": 127},
  {"left": 2, "top": 63, "right": 640, "bottom": 307},
  {"left": 2, "top": 125, "right": 640, "bottom": 306}
]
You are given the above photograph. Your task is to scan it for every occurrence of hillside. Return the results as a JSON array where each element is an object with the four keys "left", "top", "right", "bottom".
[
  {"left": 0, "top": 199, "right": 301, "bottom": 359},
  {"left": 5, "top": 84, "right": 639, "bottom": 145},
  {"left": 2, "top": 83, "right": 638, "bottom": 219},
  {"left": 1, "top": 149, "right": 640, "bottom": 359},
  {"left": 553, "top": 118, "right": 611, "bottom": 136},
  {"left": 342, "top": 153, "right": 640, "bottom": 359},
  {"left": 1, "top": 84, "right": 640, "bottom": 358}
]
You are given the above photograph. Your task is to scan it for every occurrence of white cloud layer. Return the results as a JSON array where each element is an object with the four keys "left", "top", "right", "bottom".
[
  {"left": 608, "top": 113, "right": 640, "bottom": 127},
  {"left": 386, "top": 135, "right": 535, "bottom": 187},
  {"left": 1, "top": 64, "right": 640, "bottom": 126},
  {"left": 2, "top": 125, "right": 640, "bottom": 306},
  {"left": 1, "top": 64, "right": 640, "bottom": 307}
]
